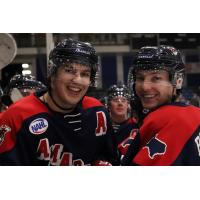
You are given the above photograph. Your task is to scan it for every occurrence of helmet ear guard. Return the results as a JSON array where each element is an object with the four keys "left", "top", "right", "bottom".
[{"left": 173, "top": 72, "right": 184, "bottom": 90}]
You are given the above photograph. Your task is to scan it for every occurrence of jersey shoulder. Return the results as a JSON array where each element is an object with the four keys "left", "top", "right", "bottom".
[
  {"left": 82, "top": 96, "right": 103, "bottom": 110},
  {"left": 134, "top": 104, "right": 200, "bottom": 165},
  {"left": 147, "top": 104, "right": 200, "bottom": 123},
  {"left": 141, "top": 104, "right": 200, "bottom": 140},
  {"left": 1, "top": 94, "right": 49, "bottom": 121}
]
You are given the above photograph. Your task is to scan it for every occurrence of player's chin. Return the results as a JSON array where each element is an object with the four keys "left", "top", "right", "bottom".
[
  {"left": 142, "top": 102, "right": 158, "bottom": 110},
  {"left": 67, "top": 97, "right": 82, "bottom": 105},
  {"left": 68, "top": 94, "right": 84, "bottom": 105}
]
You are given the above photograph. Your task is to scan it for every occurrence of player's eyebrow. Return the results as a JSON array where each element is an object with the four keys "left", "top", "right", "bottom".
[
  {"left": 81, "top": 68, "right": 91, "bottom": 73},
  {"left": 136, "top": 70, "right": 165, "bottom": 76}
]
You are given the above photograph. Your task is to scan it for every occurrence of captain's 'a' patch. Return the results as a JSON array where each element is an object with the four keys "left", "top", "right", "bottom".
[{"left": 144, "top": 134, "right": 167, "bottom": 159}]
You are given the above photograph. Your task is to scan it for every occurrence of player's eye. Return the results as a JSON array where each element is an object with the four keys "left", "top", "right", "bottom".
[
  {"left": 151, "top": 76, "right": 162, "bottom": 82},
  {"left": 81, "top": 71, "right": 91, "bottom": 78},
  {"left": 64, "top": 66, "right": 75, "bottom": 74}
]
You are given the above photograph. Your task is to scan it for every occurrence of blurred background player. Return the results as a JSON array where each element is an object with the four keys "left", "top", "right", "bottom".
[
  {"left": 122, "top": 45, "right": 200, "bottom": 165},
  {"left": 0, "top": 38, "right": 119, "bottom": 166},
  {"left": 107, "top": 83, "right": 138, "bottom": 160},
  {"left": 1, "top": 74, "right": 46, "bottom": 110}
]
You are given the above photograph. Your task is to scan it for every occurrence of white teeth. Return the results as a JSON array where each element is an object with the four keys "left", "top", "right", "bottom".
[
  {"left": 143, "top": 94, "right": 155, "bottom": 98},
  {"left": 68, "top": 86, "right": 81, "bottom": 92}
]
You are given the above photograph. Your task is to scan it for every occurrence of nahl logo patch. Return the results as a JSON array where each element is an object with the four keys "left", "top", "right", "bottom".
[
  {"left": 0, "top": 125, "right": 11, "bottom": 145},
  {"left": 29, "top": 118, "right": 48, "bottom": 135}
]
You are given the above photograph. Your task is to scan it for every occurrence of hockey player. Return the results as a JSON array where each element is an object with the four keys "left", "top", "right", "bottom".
[
  {"left": 0, "top": 38, "right": 119, "bottom": 166},
  {"left": 122, "top": 45, "right": 200, "bottom": 165},
  {"left": 1, "top": 74, "right": 46, "bottom": 110},
  {"left": 107, "top": 84, "right": 138, "bottom": 159}
]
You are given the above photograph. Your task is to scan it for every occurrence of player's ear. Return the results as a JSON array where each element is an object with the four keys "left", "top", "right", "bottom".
[
  {"left": 50, "top": 74, "right": 57, "bottom": 90},
  {"left": 88, "top": 79, "right": 92, "bottom": 86}
]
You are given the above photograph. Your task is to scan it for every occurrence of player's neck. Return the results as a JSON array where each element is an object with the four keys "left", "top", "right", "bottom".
[
  {"left": 111, "top": 114, "right": 127, "bottom": 124},
  {"left": 41, "top": 92, "right": 75, "bottom": 113}
]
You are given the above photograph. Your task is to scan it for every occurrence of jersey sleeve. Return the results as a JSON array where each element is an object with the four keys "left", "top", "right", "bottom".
[
  {"left": 0, "top": 107, "right": 22, "bottom": 165},
  {"left": 0, "top": 95, "right": 48, "bottom": 165},
  {"left": 131, "top": 105, "right": 200, "bottom": 165}
]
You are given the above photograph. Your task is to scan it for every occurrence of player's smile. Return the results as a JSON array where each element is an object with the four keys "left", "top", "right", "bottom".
[
  {"left": 139, "top": 93, "right": 159, "bottom": 109},
  {"left": 140, "top": 93, "right": 158, "bottom": 102},
  {"left": 66, "top": 85, "right": 82, "bottom": 96}
]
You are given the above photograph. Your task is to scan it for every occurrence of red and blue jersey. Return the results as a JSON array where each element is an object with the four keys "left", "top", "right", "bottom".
[
  {"left": 0, "top": 93, "right": 119, "bottom": 166},
  {"left": 124, "top": 103, "right": 200, "bottom": 165},
  {"left": 112, "top": 118, "right": 138, "bottom": 159}
]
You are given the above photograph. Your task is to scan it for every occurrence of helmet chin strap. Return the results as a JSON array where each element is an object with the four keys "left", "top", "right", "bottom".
[{"left": 48, "top": 90, "right": 75, "bottom": 111}]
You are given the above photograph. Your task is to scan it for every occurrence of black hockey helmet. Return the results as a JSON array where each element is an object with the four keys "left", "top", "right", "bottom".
[
  {"left": 8, "top": 74, "right": 47, "bottom": 92},
  {"left": 107, "top": 83, "right": 131, "bottom": 102},
  {"left": 48, "top": 38, "right": 99, "bottom": 87},
  {"left": 1, "top": 74, "right": 46, "bottom": 107},
  {"left": 129, "top": 45, "right": 185, "bottom": 90}
]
